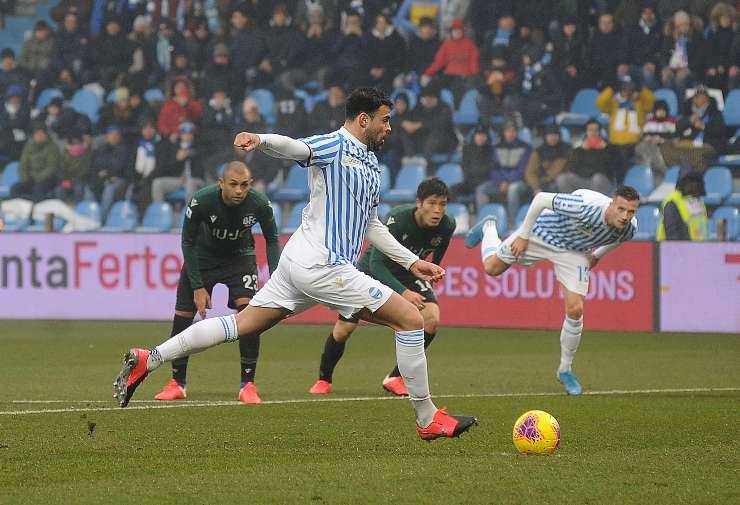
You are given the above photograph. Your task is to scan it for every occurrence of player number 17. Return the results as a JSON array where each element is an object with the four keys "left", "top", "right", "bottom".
[{"left": 577, "top": 266, "right": 590, "bottom": 283}]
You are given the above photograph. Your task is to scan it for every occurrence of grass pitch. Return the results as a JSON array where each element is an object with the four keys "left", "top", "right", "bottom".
[{"left": 0, "top": 321, "right": 738, "bottom": 505}]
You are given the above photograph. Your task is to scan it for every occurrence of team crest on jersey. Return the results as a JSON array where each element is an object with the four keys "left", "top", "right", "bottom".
[
  {"left": 190, "top": 198, "right": 198, "bottom": 207},
  {"left": 243, "top": 215, "right": 258, "bottom": 227},
  {"left": 386, "top": 216, "right": 396, "bottom": 225},
  {"left": 210, "top": 215, "right": 217, "bottom": 223},
  {"left": 430, "top": 236, "right": 442, "bottom": 246}
]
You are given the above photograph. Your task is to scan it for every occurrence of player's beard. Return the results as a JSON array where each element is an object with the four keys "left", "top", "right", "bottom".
[{"left": 368, "top": 138, "right": 384, "bottom": 152}]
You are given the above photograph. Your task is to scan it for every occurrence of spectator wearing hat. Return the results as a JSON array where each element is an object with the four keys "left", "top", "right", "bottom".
[
  {"left": 597, "top": 74, "right": 656, "bottom": 181},
  {"left": 90, "top": 17, "right": 133, "bottom": 90},
  {"left": 0, "top": 49, "right": 29, "bottom": 98},
  {"left": 310, "top": 82, "right": 346, "bottom": 134},
  {"left": 299, "top": 4, "right": 334, "bottom": 88},
  {"left": 155, "top": 18, "right": 187, "bottom": 76},
  {"left": 257, "top": 3, "right": 307, "bottom": 89},
  {"left": 19, "top": 20, "right": 55, "bottom": 79},
  {"left": 200, "top": 88, "right": 234, "bottom": 154},
  {"left": 38, "top": 96, "right": 92, "bottom": 145},
  {"left": 165, "top": 47, "right": 196, "bottom": 87},
  {"left": 158, "top": 77, "right": 203, "bottom": 137},
  {"left": 480, "top": 13, "right": 522, "bottom": 68},
  {"left": 399, "top": 82, "right": 458, "bottom": 163},
  {"left": 558, "top": 119, "right": 616, "bottom": 195},
  {"left": 622, "top": 2, "right": 662, "bottom": 90},
  {"left": 57, "top": 133, "right": 93, "bottom": 203},
  {"left": 476, "top": 120, "right": 531, "bottom": 223},
  {"left": 132, "top": 117, "right": 175, "bottom": 211},
  {"left": 661, "top": 10, "right": 706, "bottom": 101},
  {"left": 522, "top": 124, "right": 570, "bottom": 198},
  {"left": 12, "top": 123, "right": 61, "bottom": 201},
  {"left": 151, "top": 120, "right": 205, "bottom": 203},
  {"left": 551, "top": 16, "right": 585, "bottom": 106},
  {"left": 50, "top": 1, "right": 93, "bottom": 29},
  {"left": 514, "top": 40, "right": 562, "bottom": 127},
  {"left": 423, "top": 17, "right": 479, "bottom": 104},
  {"left": 51, "top": 65, "right": 80, "bottom": 100},
  {"left": 379, "top": 91, "right": 412, "bottom": 178},
  {"left": 0, "top": 83, "right": 30, "bottom": 160},
  {"left": 660, "top": 85, "right": 727, "bottom": 172},
  {"left": 477, "top": 46, "right": 518, "bottom": 126},
  {"left": 330, "top": 11, "right": 365, "bottom": 89},
  {"left": 295, "top": 0, "right": 337, "bottom": 33},
  {"left": 583, "top": 13, "right": 626, "bottom": 89},
  {"left": 704, "top": 2, "right": 737, "bottom": 92},
  {"left": 635, "top": 99, "right": 677, "bottom": 177},
  {"left": 226, "top": 7, "right": 266, "bottom": 92},
  {"left": 402, "top": 17, "right": 440, "bottom": 83},
  {"left": 127, "top": 14, "right": 161, "bottom": 93},
  {"left": 51, "top": 11, "right": 89, "bottom": 80},
  {"left": 364, "top": 12, "right": 406, "bottom": 94},
  {"left": 89, "top": 125, "right": 132, "bottom": 219},
  {"left": 184, "top": 17, "right": 214, "bottom": 76},
  {"left": 449, "top": 125, "right": 493, "bottom": 201},
  {"left": 98, "top": 87, "right": 143, "bottom": 144},
  {"left": 201, "top": 43, "right": 240, "bottom": 104},
  {"left": 656, "top": 168, "right": 708, "bottom": 241}
]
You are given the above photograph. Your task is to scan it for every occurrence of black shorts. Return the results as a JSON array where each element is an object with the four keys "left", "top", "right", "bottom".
[
  {"left": 338, "top": 275, "right": 437, "bottom": 323},
  {"left": 175, "top": 256, "right": 259, "bottom": 312}
]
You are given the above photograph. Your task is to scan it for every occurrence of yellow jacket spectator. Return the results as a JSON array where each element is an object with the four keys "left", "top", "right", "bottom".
[{"left": 596, "top": 77, "right": 655, "bottom": 145}]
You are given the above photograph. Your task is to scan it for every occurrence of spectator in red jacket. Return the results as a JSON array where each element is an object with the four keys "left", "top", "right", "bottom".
[
  {"left": 423, "top": 17, "right": 479, "bottom": 104},
  {"left": 157, "top": 76, "right": 203, "bottom": 137}
]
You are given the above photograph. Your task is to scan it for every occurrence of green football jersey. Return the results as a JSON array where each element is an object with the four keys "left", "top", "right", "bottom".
[
  {"left": 182, "top": 185, "right": 280, "bottom": 289},
  {"left": 358, "top": 204, "right": 456, "bottom": 294}
]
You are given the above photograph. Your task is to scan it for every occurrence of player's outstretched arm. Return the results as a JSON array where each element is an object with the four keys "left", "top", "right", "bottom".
[
  {"left": 365, "top": 213, "right": 418, "bottom": 270},
  {"left": 234, "top": 132, "right": 311, "bottom": 162},
  {"left": 517, "top": 192, "right": 556, "bottom": 239}
]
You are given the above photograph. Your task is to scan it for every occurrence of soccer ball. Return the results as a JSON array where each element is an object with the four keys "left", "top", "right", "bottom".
[{"left": 512, "top": 410, "right": 560, "bottom": 455}]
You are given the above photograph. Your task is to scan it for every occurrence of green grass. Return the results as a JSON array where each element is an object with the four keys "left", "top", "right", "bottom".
[{"left": 0, "top": 321, "right": 738, "bottom": 505}]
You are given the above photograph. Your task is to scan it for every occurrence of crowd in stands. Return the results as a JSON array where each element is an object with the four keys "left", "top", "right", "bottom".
[{"left": 0, "top": 0, "right": 739, "bottom": 235}]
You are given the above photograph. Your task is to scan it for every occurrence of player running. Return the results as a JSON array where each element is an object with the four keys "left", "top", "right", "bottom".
[
  {"left": 153, "top": 161, "right": 280, "bottom": 404},
  {"left": 465, "top": 186, "right": 640, "bottom": 395},
  {"left": 113, "top": 88, "right": 476, "bottom": 441},
  {"left": 308, "top": 177, "right": 455, "bottom": 397}
]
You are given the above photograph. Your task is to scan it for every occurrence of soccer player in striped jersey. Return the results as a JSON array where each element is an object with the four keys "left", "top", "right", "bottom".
[
  {"left": 113, "top": 88, "right": 476, "bottom": 441},
  {"left": 465, "top": 186, "right": 640, "bottom": 395}
]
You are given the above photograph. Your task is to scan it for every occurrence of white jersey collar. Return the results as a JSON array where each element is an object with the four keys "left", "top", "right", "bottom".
[{"left": 339, "top": 126, "right": 367, "bottom": 151}]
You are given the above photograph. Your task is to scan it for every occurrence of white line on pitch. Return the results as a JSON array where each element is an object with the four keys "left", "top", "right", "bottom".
[{"left": 1, "top": 387, "right": 738, "bottom": 416}]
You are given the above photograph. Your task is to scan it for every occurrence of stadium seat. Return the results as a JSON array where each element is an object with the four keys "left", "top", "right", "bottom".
[
  {"left": 143, "top": 88, "right": 165, "bottom": 103},
  {"left": 514, "top": 204, "right": 529, "bottom": 229},
  {"left": 518, "top": 127, "right": 533, "bottom": 145},
  {"left": 663, "top": 166, "right": 681, "bottom": 185},
  {"left": 0, "top": 161, "right": 20, "bottom": 199},
  {"left": 271, "top": 164, "right": 309, "bottom": 202},
  {"left": 384, "top": 165, "right": 426, "bottom": 202},
  {"left": 477, "top": 203, "right": 507, "bottom": 235},
  {"left": 75, "top": 200, "right": 102, "bottom": 228},
  {"left": 23, "top": 216, "right": 66, "bottom": 232},
  {"left": 379, "top": 164, "right": 391, "bottom": 193},
  {"left": 35, "top": 88, "right": 63, "bottom": 110},
  {"left": 453, "top": 89, "right": 479, "bottom": 126},
  {"left": 249, "top": 89, "right": 275, "bottom": 125},
  {"left": 440, "top": 88, "right": 455, "bottom": 109},
  {"left": 136, "top": 202, "right": 174, "bottom": 232},
  {"left": 725, "top": 178, "right": 740, "bottom": 206},
  {"left": 558, "top": 88, "right": 599, "bottom": 127},
  {"left": 633, "top": 205, "right": 660, "bottom": 240},
  {"left": 0, "top": 210, "right": 29, "bottom": 231},
  {"left": 435, "top": 163, "right": 463, "bottom": 187},
  {"left": 377, "top": 203, "right": 391, "bottom": 221},
  {"left": 709, "top": 206, "right": 739, "bottom": 240},
  {"left": 654, "top": 88, "right": 679, "bottom": 116},
  {"left": 99, "top": 201, "right": 139, "bottom": 232},
  {"left": 722, "top": 89, "right": 740, "bottom": 127},
  {"left": 164, "top": 189, "right": 186, "bottom": 204},
  {"left": 703, "top": 166, "right": 732, "bottom": 205},
  {"left": 559, "top": 126, "right": 572, "bottom": 144},
  {"left": 446, "top": 203, "right": 469, "bottom": 233},
  {"left": 623, "top": 164, "right": 655, "bottom": 198},
  {"left": 70, "top": 88, "right": 100, "bottom": 123},
  {"left": 282, "top": 202, "right": 306, "bottom": 233},
  {"left": 391, "top": 88, "right": 417, "bottom": 109}
]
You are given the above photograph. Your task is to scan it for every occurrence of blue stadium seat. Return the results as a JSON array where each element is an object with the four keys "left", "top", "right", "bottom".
[
  {"left": 436, "top": 163, "right": 463, "bottom": 187},
  {"left": 633, "top": 205, "right": 660, "bottom": 240},
  {"left": 709, "top": 206, "right": 739, "bottom": 240},
  {"left": 477, "top": 203, "right": 507, "bottom": 235},
  {"left": 559, "top": 127, "right": 572, "bottom": 144},
  {"left": 99, "top": 201, "right": 139, "bottom": 232},
  {"left": 722, "top": 89, "right": 740, "bottom": 127},
  {"left": 446, "top": 203, "right": 469, "bottom": 233},
  {"left": 654, "top": 88, "right": 678, "bottom": 116},
  {"left": 377, "top": 203, "right": 391, "bottom": 221},
  {"left": 663, "top": 166, "right": 681, "bottom": 185},
  {"left": 453, "top": 89, "right": 479, "bottom": 126},
  {"left": 35, "top": 88, "right": 63, "bottom": 110},
  {"left": 0, "top": 210, "right": 29, "bottom": 231},
  {"left": 164, "top": 189, "right": 186, "bottom": 204},
  {"left": 518, "top": 127, "right": 533, "bottom": 145},
  {"left": 252, "top": 202, "right": 282, "bottom": 234},
  {"left": 75, "top": 200, "right": 102, "bottom": 228},
  {"left": 70, "top": 88, "right": 100, "bottom": 123},
  {"left": 136, "top": 202, "right": 174, "bottom": 232},
  {"left": 384, "top": 165, "right": 426, "bottom": 202},
  {"left": 559, "top": 88, "right": 599, "bottom": 127},
  {"left": 514, "top": 204, "right": 529, "bottom": 229},
  {"left": 0, "top": 161, "right": 20, "bottom": 199},
  {"left": 379, "top": 164, "right": 391, "bottom": 193},
  {"left": 144, "top": 88, "right": 165, "bottom": 103},
  {"left": 271, "top": 164, "right": 309, "bottom": 202},
  {"left": 282, "top": 202, "right": 306, "bottom": 233},
  {"left": 23, "top": 216, "right": 66, "bottom": 232},
  {"left": 440, "top": 88, "right": 455, "bottom": 109},
  {"left": 391, "top": 88, "right": 417, "bottom": 109},
  {"left": 703, "top": 166, "right": 732, "bottom": 205},
  {"left": 249, "top": 89, "right": 275, "bottom": 125},
  {"left": 623, "top": 164, "right": 655, "bottom": 198}
]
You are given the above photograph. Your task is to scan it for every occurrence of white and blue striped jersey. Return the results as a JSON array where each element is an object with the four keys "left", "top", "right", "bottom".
[
  {"left": 532, "top": 189, "right": 637, "bottom": 252},
  {"left": 281, "top": 127, "right": 382, "bottom": 268}
]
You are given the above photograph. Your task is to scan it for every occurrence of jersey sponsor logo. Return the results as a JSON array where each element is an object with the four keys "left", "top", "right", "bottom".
[
  {"left": 431, "top": 236, "right": 443, "bottom": 246},
  {"left": 368, "top": 287, "right": 383, "bottom": 299},
  {"left": 243, "top": 215, "right": 258, "bottom": 227},
  {"left": 210, "top": 215, "right": 217, "bottom": 223}
]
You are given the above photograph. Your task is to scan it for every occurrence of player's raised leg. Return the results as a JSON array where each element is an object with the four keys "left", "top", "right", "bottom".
[
  {"left": 557, "top": 288, "right": 584, "bottom": 395},
  {"left": 364, "top": 293, "right": 477, "bottom": 440},
  {"left": 113, "top": 304, "right": 288, "bottom": 407},
  {"left": 309, "top": 318, "right": 358, "bottom": 394}
]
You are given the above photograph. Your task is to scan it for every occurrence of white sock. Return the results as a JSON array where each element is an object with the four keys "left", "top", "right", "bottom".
[
  {"left": 481, "top": 221, "right": 501, "bottom": 261},
  {"left": 395, "top": 329, "right": 437, "bottom": 427},
  {"left": 147, "top": 315, "right": 238, "bottom": 371},
  {"left": 558, "top": 317, "right": 583, "bottom": 374}
]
